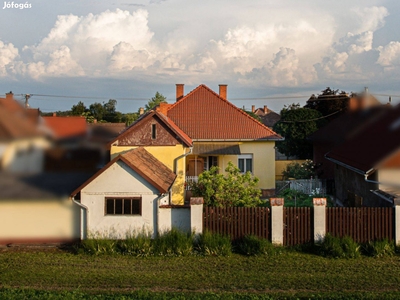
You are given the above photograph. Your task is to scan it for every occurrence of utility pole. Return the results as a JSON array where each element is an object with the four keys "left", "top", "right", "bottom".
[{"left": 24, "top": 94, "right": 31, "bottom": 108}]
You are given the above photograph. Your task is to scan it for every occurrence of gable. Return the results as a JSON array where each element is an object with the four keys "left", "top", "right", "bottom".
[
  {"left": 166, "top": 85, "right": 282, "bottom": 141},
  {"left": 112, "top": 112, "right": 191, "bottom": 147}
]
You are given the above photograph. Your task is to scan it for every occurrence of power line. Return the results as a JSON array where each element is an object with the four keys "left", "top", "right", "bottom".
[{"left": 280, "top": 109, "right": 343, "bottom": 123}]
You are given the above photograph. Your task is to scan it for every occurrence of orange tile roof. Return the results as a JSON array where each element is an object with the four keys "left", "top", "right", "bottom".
[
  {"left": 71, "top": 147, "right": 176, "bottom": 195},
  {"left": 0, "top": 106, "right": 40, "bottom": 140},
  {"left": 166, "top": 85, "right": 283, "bottom": 140},
  {"left": 43, "top": 116, "right": 87, "bottom": 139}
]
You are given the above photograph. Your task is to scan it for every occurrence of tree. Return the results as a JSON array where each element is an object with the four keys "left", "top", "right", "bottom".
[
  {"left": 273, "top": 104, "right": 325, "bottom": 159},
  {"left": 71, "top": 101, "right": 87, "bottom": 116},
  {"left": 89, "top": 102, "right": 106, "bottom": 121},
  {"left": 242, "top": 109, "right": 261, "bottom": 122},
  {"left": 145, "top": 92, "right": 167, "bottom": 112},
  {"left": 189, "top": 162, "right": 262, "bottom": 207},
  {"left": 304, "top": 87, "right": 350, "bottom": 121}
]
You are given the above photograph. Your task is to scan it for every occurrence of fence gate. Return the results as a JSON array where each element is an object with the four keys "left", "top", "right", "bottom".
[
  {"left": 283, "top": 207, "right": 312, "bottom": 246},
  {"left": 203, "top": 207, "right": 270, "bottom": 241}
]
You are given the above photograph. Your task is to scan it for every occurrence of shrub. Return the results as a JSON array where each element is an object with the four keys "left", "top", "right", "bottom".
[
  {"left": 282, "top": 160, "right": 316, "bottom": 180},
  {"left": 318, "top": 234, "right": 360, "bottom": 259},
  {"left": 153, "top": 228, "right": 193, "bottom": 256},
  {"left": 236, "top": 235, "right": 276, "bottom": 256},
  {"left": 80, "top": 238, "right": 118, "bottom": 255},
  {"left": 362, "top": 239, "right": 395, "bottom": 258},
  {"left": 195, "top": 231, "right": 232, "bottom": 256}
]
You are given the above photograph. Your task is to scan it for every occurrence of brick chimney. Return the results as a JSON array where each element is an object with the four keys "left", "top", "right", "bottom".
[
  {"left": 251, "top": 105, "right": 255, "bottom": 113},
  {"left": 264, "top": 105, "right": 268, "bottom": 114},
  {"left": 52, "top": 112, "right": 56, "bottom": 117},
  {"left": 219, "top": 84, "right": 227, "bottom": 100},
  {"left": 176, "top": 84, "right": 184, "bottom": 102},
  {"left": 139, "top": 107, "right": 144, "bottom": 115},
  {"left": 5, "top": 91, "right": 13, "bottom": 100}
]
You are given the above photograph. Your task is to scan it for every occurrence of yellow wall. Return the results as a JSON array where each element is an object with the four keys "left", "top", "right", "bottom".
[
  {"left": 111, "top": 145, "right": 188, "bottom": 205},
  {"left": 189, "top": 141, "right": 276, "bottom": 189},
  {"left": 275, "top": 160, "right": 307, "bottom": 181},
  {"left": 239, "top": 141, "right": 276, "bottom": 189},
  {"left": 0, "top": 199, "right": 80, "bottom": 240}
]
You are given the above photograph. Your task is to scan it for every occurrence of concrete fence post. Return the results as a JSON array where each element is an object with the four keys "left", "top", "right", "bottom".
[
  {"left": 395, "top": 199, "right": 400, "bottom": 246},
  {"left": 190, "top": 197, "right": 204, "bottom": 235},
  {"left": 270, "top": 198, "right": 284, "bottom": 245},
  {"left": 313, "top": 198, "right": 327, "bottom": 243}
]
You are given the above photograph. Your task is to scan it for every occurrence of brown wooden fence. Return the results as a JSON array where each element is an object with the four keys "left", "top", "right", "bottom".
[
  {"left": 203, "top": 207, "right": 270, "bottom": 241},
  {"left": 283, "top": 207, "right": 312, "bottom": 246},
  {"left": 326, "top": 207, "right": 394, "bottom": 243}
]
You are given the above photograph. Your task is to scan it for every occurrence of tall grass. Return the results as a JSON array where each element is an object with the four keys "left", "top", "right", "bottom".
[
  {"left": 117, "top": 231, "right": 153, "bottom": 256},
  {"left": 318, "top": 234, "right": 360, "bottom": 258},
  {"left": 152, "top": 228, "right": 193, "bottom": 256},
  {"left": 195, "top": 231, "right": 232, "bottom": 256},
  {"left": 236, "top": 235, "right": 277, "bottom": 256},
  {"left": 362, "top": 239, "right": 395, "bottom": 258}
]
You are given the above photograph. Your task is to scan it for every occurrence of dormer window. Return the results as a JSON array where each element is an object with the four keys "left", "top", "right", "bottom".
[{"left": 151, "top": 124, "right": 156, "bottom": 139}]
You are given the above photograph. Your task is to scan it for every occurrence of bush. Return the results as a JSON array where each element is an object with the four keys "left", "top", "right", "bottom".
[
  {"left": 195, "top": 231, "right": 232, "bottom": 256},
  {"left": 236, "top": 235, "right": 276, "bottom": 256},
  {"left": 80, "top": 238, "right": 118, "bottom": 255},
  {"left": 362, "top": 239, "right": 395, "bottom": 258},
  {"left": 282, "top": 160, "right": 316, "bottom": 180},
  {"left": 153, "top": 228, "right": 193, "bottom": 256},
  {"left": 318, "top": 234, "right": 360, "bottom": 259}
]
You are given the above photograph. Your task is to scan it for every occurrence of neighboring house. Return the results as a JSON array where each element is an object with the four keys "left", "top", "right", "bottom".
[
  {"left": 252, "top": 105, "right": 281, "bottom": 128},
  {"left": 0, "top": 93, "right": 49, "bottom": 173},
  {"left": 325, "top": 104, "right": 400, "bottom": 207},
  {"left": 43, "top": 115, "right": 104, "bottom": 172},
  {"left": 0, "top": 172, "right": 92, "bottom": 244},
  {"left": 70, "top": 147, "right": 177, "bottom": 238},
  {"left": 308, "top": 105, "right": 389, "bottom": 179}
]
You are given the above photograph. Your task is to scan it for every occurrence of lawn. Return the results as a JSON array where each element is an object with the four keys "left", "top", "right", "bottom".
[{"left": 1, "top": 248, "right": 400, "bottom": 299}]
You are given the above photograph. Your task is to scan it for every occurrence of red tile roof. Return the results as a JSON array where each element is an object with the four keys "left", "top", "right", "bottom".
[
  {"left": 43, "top": 116, "right": 87, "bottom": 139},
  {"left": 71, "top": 147, "right": 176, "bottom": 195},
  {"left": 0, "top": 106, "right": 40, "bottom": 140},
  {"left": 166, "top": 85, "right": 282, "bottom": 140},
  {"left": 326, "top": 104, "right": 400, "bottom": 175}
]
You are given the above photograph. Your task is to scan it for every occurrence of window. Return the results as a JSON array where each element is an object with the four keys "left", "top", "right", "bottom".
[
  {"left": 151, "top": 124, "right": 156, "bottom": 139},
  {"left": 238, "top": 154, "right": 253, "bottom": 173},
  {"left": 105, "top": 197, "right": 142, "bottom": 215}
]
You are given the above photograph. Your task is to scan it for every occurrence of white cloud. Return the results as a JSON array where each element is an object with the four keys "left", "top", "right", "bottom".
[
  {"left": 377, "top": 42, "right": 400, "bottom": 66},
  {"left": 352, "top": 6, "right": 389, "bottom": 34},
  {"left": 0, "top": 41, "right": 19, "bottom": 76}
]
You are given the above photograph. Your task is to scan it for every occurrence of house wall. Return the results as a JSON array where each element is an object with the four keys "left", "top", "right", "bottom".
[
  {"left": 378, "top": 168, "right": 400, "bottom": 192},
  {"left": 239, "top": 141, "right": 276, "bottom": 189},
  {"left": 80, "top": 160, "right": 169, "bottom": 238},
  {"left": 158, "top": 206, "right": 191, "bottom": 233},
  {"left": 334, "top": 165, "right": 389, "bottom": 207},
  {"left": 0, "top": 198, "right": 80, "bottom": 243},
  {"left": 1, "top": 137, "right": 49, "bottom": 173},
  {"left": 111, "top": 144, "right": 188, "bottom": 205}
]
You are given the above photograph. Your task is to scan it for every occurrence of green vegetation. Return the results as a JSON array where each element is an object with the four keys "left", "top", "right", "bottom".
[
  {"left": 2, "top": 244, "right": 400, "bottom": 299},
  {"left": 362, "top": 239, "right": 395, "bottom": 258},
  {"left": 282, "top": 159, "right": 316, "bottom": 180},
  {"left": 317, "top": 234, "right": 360, "bottom": 258},
  {"left": 195, "top": 231, "right": 232, "bottom": 256},
  {"left": 236, "top": 235, "right": 278, "bottom": 256},
  {"left": 189, "top": 162, "right": 262, "bottom": 207},
  {"left": 271, "top": 188, "right": 333, "bottom": 207}
]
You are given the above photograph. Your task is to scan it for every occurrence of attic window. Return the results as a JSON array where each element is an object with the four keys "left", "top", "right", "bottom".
[{"left": 151, "top": 124, "right": 156, "bottom": 139}]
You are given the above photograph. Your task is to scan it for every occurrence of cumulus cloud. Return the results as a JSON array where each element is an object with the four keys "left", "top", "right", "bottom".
[
  {"left": 0, "top": 41, "right": 19, "bottom": 76},
  {"left": 377, "top": 42, "right": 400, "bottom": 66}
]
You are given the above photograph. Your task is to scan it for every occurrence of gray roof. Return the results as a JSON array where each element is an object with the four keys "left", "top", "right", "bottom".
[{"left": 0, "top": 172, "right": 94, "bottom": 199}]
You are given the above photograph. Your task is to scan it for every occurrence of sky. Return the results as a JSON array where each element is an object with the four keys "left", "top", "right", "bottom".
[{"left": 1, "top": 0, "right": 400, "bottom": 113}]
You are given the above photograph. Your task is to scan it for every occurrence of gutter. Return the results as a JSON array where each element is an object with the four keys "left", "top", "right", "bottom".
[
  {"left": 71, "top": 196, "right": 89, "bottom": 240},
  {"left": 192, "top": 138, "right": 284, "bottom": 142},
  {"left": 324, "top": 155, "right": 369, "bottom": 176}
]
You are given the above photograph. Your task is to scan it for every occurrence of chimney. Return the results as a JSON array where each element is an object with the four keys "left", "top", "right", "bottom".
[
  {"left": 176, "top": 84, "right": 184, "bottom": 102},
  {"left": 52, "top": 112, "right": 56, "bottom": 117},
  {"left": 364, "top": 87, "right": 369, "bottom": 94},
  {"left": 139, "top": 107, "right": 144, "bottom": 115},
  {"left": 5, "top": 91, "right": 13, "bottom": 100},
  {"left": 264, "top": 105, "right": 268, "bottom": 114},
  {"left": 219, "top": 84, "right": 227, "bottom": 100},
  {"left": 251, "top": 105, "right": 255, "bottom": 113}
]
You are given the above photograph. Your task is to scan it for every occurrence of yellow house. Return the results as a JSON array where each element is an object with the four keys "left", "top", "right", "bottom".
[{"left": 109, "top": 84, "right": 283, "bottom": 204}]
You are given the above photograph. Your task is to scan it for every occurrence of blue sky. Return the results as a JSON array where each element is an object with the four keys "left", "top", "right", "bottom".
[{"left": 1, "top": 0, "right": 400, "bottom": 113}]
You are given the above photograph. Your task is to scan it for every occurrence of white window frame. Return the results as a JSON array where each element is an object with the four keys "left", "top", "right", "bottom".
[{"left": 238, "top": 154, "right": 253, "bottom": 174}]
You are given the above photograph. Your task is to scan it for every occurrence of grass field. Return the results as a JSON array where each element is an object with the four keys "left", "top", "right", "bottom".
[{"left": 1, "top": 248, "right": 400, "bottom": 299}]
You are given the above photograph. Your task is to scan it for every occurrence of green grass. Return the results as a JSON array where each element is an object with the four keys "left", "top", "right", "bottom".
[{"left": 1, "top": 248, "right": 400, "bottom": 299}]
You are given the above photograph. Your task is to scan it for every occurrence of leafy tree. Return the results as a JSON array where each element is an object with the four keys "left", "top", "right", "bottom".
[
  {"left": 71, "top": 101, "right": 87, "bottom": 116},
  {"left": 304, "top": 87, "right": 350, "bottom": 121},
  {"left": 273, "top": 104, "right": 325, "bottom": 159},
  {"left": 122, "top": 113, "right": 139, "bottom": 126},
  {"left": 189, "top": 162, "right": 262, "bottom": 207},
  {"left": 282, "top": 160, "right": 316, "bottom": 180},
  {"left": 145, "top": 92, "right": 167, "bottom": 112},
  {"left": 89, "top": 102, "right": 106, "bottom": 121},
  {"left": 242, "top": 109, "right": 261, "bottom": 122}
]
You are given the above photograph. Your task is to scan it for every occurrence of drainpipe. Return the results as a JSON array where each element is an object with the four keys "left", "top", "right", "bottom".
[
  {"left": 364, "top": 173, "right": 400, "bottom": 189},
  {"left": 172, "top": 147, "right": 193, "bottom": 205},
  {"left": 155, "top": 193, "right": 167, "bottom": 238},
  {"left": 71, "top": 197, "right": 89, "bottom": 240}
]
